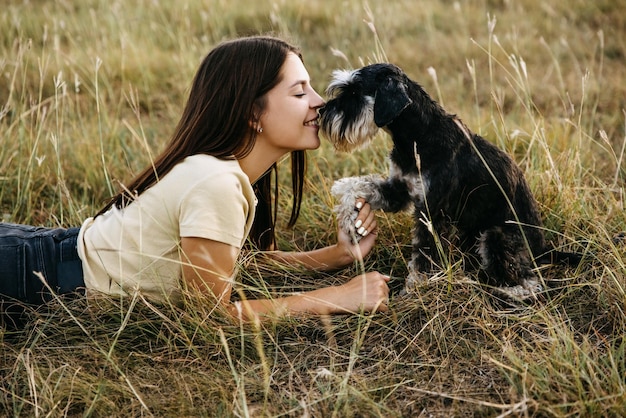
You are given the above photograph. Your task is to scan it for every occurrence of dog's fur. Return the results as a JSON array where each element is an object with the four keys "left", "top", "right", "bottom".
[{"left": 320, "top": 63, "right": 580, "bottom": 300}]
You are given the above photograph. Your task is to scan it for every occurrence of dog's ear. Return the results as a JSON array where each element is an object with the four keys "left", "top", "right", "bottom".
[{"left": 373, "top": 78, "right": 412, "bottom": 127}]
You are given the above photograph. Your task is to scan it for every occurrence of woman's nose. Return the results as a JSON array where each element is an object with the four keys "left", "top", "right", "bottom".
[{"left": 311, "top": 90, "right": 325, "bottom": 109}]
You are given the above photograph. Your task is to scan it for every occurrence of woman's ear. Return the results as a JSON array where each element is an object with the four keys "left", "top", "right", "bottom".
[
  {"left": 249, "top": 120, "right": 262, "bottom": 133},
  {"left": 249, "top": 104, "right": 263, "bottom": 133},
  {"left": 248, "top": 116, "right": 259, "bottom": 132}
]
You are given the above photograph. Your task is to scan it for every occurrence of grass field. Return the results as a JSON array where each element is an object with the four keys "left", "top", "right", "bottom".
[{"left": 1, "top": 0, "right": 626, "bottom": 416}]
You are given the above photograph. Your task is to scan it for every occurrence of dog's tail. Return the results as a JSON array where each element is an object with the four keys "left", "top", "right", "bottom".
[
  {"left": 536, "top": 248, "right": 583, "bottom": 267},
  {"left": 536, "top": 232, "right": 626, "bottom": 267}
]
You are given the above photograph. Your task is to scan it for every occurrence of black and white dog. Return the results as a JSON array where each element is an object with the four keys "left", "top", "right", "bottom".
[{"left": 320, "top": 63, "right": 580, "bottom": 300}]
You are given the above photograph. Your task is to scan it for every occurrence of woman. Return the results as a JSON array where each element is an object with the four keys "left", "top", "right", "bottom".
[{"left": 0, "top": 36, "right": 389, "bottom": 326}]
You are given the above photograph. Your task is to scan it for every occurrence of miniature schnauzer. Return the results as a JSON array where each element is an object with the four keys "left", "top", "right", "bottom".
[{"left": 319, "top": 63, "right": 580, "bottom": 300}]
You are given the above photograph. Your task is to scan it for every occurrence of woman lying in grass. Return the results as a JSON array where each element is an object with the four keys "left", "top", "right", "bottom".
[{"left": 0, "top": 36, "right": 390, "bottom": 328}]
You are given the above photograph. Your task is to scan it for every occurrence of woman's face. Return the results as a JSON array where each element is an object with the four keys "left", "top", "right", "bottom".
[{"left": 258, "top": 53, "right": 325, "bottom": 153}]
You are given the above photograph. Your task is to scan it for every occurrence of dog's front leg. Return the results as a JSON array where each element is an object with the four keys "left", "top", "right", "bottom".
[
  {"left": 331, "top": 175, "right": 412, "bottom": 239},
  {"left": 405, "top": 215, "right": 438, "bottom": 291}
]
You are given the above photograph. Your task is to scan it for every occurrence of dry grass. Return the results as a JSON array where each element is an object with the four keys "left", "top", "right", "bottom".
[{"left": 1, "top": 0, "right": 626, "bottom": 416}]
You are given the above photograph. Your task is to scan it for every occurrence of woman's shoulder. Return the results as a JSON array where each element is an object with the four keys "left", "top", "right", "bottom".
[
  {"left": 170, "top": 154, "right": 246, "bottom": 180},
  {"left": 182, "top": 154, "right": 239, "bottom": 170},
  {"left": 162, "top": 154, "right": 252, "bottom": 196}
]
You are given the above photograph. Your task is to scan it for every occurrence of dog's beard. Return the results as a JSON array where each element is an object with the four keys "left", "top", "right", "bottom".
[{"left": 320, "top": 96, "right": 380, "bottom": 152}]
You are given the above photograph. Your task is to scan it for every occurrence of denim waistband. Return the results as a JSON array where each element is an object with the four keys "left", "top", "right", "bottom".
[
  {"left": 58, "top": 227, "right": 81, "bottom": 261},
  {"left": 56, "top": 227, "right": 84, "bottom": 294}
]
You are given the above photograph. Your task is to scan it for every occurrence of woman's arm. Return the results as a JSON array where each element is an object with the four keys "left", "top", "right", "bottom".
[
  {"left": 180, "top": 236, "right": 389, "bottom": 321},
  {"left": 264, "top": 199, "right": 378, "bottom": 271}
]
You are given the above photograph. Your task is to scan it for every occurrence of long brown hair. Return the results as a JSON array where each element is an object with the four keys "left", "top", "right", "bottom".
[{"left": 95, "top": 36, "right": 306, "bottom": 250}]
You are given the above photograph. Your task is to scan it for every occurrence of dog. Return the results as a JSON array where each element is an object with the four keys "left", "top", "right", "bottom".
[{"left": 319, "top": 63, "right": 581, "bottom": 300}]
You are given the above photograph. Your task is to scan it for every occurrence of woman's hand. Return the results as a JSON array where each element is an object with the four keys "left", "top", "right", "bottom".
[
  {"left": 332, "top": 271, "right": 391, "bottom": 313},
  {"left": 335, "top": 198, "right": 379, "bottom": 265}
]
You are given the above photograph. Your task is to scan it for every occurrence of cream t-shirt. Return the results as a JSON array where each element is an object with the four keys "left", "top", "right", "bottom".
[{"left": 77, "top": 154, "right": 257, "bottom": 303}]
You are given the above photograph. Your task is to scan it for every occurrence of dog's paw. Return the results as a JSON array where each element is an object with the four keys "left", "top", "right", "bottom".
[
  {"left": 331, "top": 175, "right": 383, "bottom": 242},
  {"left": 330, "top": 176, "right": 358, "bottom": 198},
  {"left": 332, "top": 186, "right": 360, "bottom": 240},
  {"left": 331, "top": 175, "right": 385, "bottom": 205},
  {"left": 402, "top": 268, "right": 429, "bottom": 294},
  {"left": 492, "top": 278, "right": 543, "bottom": 302},
  {"left": 334, "top": 207, "right": 359, "bottom": 242}
]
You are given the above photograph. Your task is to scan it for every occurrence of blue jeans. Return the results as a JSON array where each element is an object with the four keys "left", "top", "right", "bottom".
[{"left": 0, "top": 223, "right": 84, "bottom": 327}]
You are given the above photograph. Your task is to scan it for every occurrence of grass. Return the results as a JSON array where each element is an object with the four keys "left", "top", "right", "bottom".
[{"left": 1, "top": 0, "right": 626, "bottom": 416}]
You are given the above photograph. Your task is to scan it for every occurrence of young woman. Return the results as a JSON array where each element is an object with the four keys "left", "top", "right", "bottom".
[{"left": 0, "top": 36, "right": 389, "bottom": 326}]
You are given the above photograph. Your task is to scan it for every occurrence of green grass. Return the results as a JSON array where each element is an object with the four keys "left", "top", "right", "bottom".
[{"left": 2, "top": 0, "right": 626, "bottom": 416}]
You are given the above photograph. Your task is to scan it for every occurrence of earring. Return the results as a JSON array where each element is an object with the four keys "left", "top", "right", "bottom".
[{"left": 257, "top": 127, "right": 263, "bottom": 133}]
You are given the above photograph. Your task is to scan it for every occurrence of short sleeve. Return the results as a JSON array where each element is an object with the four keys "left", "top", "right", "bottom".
[{"left": 179, "top": 172, "right": 250, "bottom": 248}]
